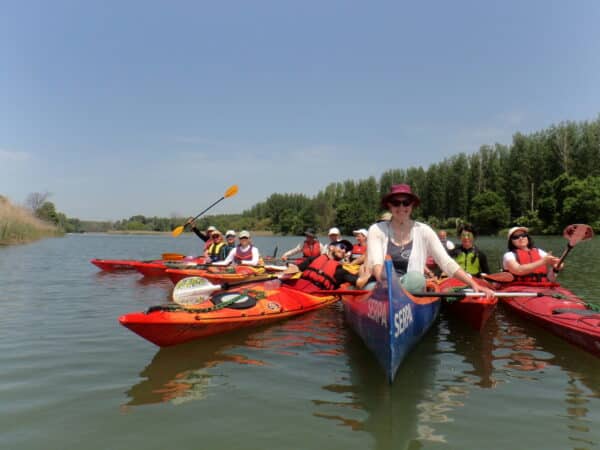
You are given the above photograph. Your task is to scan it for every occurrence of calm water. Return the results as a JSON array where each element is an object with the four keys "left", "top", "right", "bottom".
[{"left": 1, "top": 233, "right": 599, "bottom": 450}]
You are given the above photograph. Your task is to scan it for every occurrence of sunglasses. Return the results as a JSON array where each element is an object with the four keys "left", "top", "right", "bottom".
[
  {"left": 389, "top": 198, "right": 413, "bottom": 207},
  {"left": 511, "top": 233, "right": 529, "bottom": 240}
]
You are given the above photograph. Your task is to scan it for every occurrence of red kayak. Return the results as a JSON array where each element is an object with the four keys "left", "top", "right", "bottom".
[
  {"left": 165, "top": 265, "right": 265, "bottom": 284},
  {"left": 91, "top": 258, "right": 158, "bottom": 271},
  {"left": 498, "top": 282, "right": 600, "bottom": 357},
  {"left": 438, "top": 277, "right": 498, "bottom": 331},
  {"left": 119, "top": 282, "right": 338, "bottom": 347}
]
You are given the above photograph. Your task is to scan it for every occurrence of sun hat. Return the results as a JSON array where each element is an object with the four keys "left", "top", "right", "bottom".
[
  {"left": 225, "top": 230, "right": 236, "bottom": 237},
  {"left": 353, "top": 228, "right": 368, "bottom": 237},
  {"left": 207, "top": 226, "right": 217, "bottom": 232},
  {"left": 328, "top": 227, "right": 341, "bottom": 236},
  {"left": 304, "top": 228, "right": 316, "bottom": 238},
  {"left": 507, "top": 226, "right": 528, "bottom": 240},
  {"left": 381, "top": 184, "right": 421, "bottom": 209},
  {"left": 239, "top": 230, "right": 250, "bottom": 239}
]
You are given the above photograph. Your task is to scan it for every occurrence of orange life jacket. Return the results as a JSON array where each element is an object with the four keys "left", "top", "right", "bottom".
[
  {"left": 302, "top": 240, "right": 321, "bottom": 258},
  {"left": 513, "top": 248, "right": 548, "bottom": 282},
  {"left": 300, "top": 255, "right": 339, "bottom": 290}
]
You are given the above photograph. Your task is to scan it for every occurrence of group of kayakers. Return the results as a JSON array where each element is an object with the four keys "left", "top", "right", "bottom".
[{"left": 183, "top": 183, "right": 564, "bottom": 297}]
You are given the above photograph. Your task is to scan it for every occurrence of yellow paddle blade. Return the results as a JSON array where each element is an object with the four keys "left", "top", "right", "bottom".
[
  {"left": 172, "top": 225, "right": 184, "bottom": 237},
  {"left": 224, "top": 184, "right": 239, "bottom": 198},
  {"left": 162, "top": 253, "right": 185, "bottom": 260}
]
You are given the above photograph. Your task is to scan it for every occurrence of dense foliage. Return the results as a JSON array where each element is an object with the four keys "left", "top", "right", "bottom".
[{"left": 15, "top": 116, "right": 600, "bottom": 236}]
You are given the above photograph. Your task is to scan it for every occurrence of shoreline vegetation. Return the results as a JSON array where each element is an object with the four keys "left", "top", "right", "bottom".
[
  {"left": 3, "top": 117, "right": 600, "bottom": 244},
  {"left": 0, "top": 196, "right": 63, "bottom": 245}
]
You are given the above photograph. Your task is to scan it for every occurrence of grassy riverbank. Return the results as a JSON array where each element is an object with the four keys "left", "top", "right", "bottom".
[{"left": 0, "top": 196, "right": 63, "bottom": 245}]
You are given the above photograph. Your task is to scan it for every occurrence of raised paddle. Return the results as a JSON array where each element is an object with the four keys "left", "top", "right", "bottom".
[
  {"left": 554, "top": 223, "right": 594, "bottom": 273},
  {"left": 172, "top": 274, "right": 285, "bottom": 305},
  {"left": 171, "top": 184, "right": 239, "bottom": 237}
]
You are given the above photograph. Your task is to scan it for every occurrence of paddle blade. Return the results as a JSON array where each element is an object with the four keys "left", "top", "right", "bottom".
[
  {"left": 482, "top": 272, "right": 514, "bottom": 283},
  {"left": 224, "top": 184, "right": 239, "bottom": 198},
  {"left": 162, "top": 253, "right": 185, "bottom": 260},
  {"left": 563, "top": 224, "right": 594, "bottom": 247},
  {"left": 172, "top": 225, "right": 185, "bottom": 238},
  {"left": 172, "top": 276, "right": 220, "bottom": 305}
]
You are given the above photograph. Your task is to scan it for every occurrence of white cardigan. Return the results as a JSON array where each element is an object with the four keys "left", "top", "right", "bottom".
[{"left": 367, "top": 220, "right": 460, "bottom": 277}]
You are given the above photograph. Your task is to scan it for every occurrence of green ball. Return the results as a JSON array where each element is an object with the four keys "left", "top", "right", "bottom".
[{"left": 400, "top": 271, "right": 426, "bottom": 293}]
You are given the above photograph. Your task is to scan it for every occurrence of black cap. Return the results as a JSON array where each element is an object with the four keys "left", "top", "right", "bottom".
[
  {"left": 304, "top": 228, "right": 316, "bottom": 237},
  {"left": 333, "top": 239, "right": 353, "bottom": 253}
]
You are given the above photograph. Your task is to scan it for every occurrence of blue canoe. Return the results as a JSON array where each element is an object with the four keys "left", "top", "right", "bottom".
[{"left": 342, "top": 259, "right": 441, "bottom": 383}]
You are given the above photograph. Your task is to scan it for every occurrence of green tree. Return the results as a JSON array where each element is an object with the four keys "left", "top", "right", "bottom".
[{"left": 469, "top": 190, "right": 510, "bottom": 234}]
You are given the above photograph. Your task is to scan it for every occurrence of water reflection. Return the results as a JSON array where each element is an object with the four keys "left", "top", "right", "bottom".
[{"left": 122, "top": 305, "right": 345, "bottom": 409}]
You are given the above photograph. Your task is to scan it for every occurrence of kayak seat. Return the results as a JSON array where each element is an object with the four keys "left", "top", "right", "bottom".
[{"left": 552, "top": 308, "right": 599, "bottom": 316}]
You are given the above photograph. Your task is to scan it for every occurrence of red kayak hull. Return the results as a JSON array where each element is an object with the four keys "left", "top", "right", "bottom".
[
  {"left": 499, "top": 282, "right": 600, "bottom": 357},
  {"left": 438, "top": 277, "right": 497, "bottom": 331},
  {"left": 165, "top": 266, "right": 264, "bottom": 284},
  {"left": 119, "top": 283, "right": 338, "bottom": 347},
  {"left": 91, "top": 258, "right": 154, "bottom": 271}
]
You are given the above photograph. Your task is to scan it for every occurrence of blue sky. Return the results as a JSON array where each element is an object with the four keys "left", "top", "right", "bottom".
[{"left": 1, "top": 1, "right": 599, "bottom": 221}]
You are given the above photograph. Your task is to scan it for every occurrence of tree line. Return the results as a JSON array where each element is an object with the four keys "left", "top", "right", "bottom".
[{"left": 26, "top": 115, "right": 600, "bottom": 236}]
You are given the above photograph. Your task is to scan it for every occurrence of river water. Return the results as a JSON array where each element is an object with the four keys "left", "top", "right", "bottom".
[{"left": 1, "top": 233, "right": 599, "bottom": 450}]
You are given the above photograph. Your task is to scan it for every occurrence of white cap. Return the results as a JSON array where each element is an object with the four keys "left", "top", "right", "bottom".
[
  {"left": 239, "top": 230, "right": 250, "bottom": 239},
  {"left": 328, "top": 227, "right": 341, "bottom": 236},
  {"left": 207, "top": 226, "right": 217, "bottom": 232},
  {"left": 353, "top": 228, "right": 368, "bottom": 237},
  {"left": 507, "top": 226, "right": 528, "bottom": 239},
  {"left": 225, "top": 230, "right": 236, "bottom": 237},
  {"left": 379, "top": 212, "right": 392, "bottom": 221}
]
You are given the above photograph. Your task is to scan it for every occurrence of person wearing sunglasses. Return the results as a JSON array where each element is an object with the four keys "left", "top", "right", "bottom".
[
  {"left": 366, "top": 184, "right": 494, "bottom": 297},
  {"left": 213, "top": 230, "right": 261, "bottom": 266},
  {"left": 503, "top": 226, "right": 561, "bottom": 282},
  {"left": 450, "top": 224, "right": 490, "bottom": 277},
  {"left": 283, "top": 239, "right": 371, "bottom": 293}
]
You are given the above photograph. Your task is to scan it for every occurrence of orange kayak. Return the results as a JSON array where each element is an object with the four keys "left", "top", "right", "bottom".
[
  {"left": 130, "top": 257, "right": 207, "bottom": 277},
  {"left": 165, "top": 265, "right": 265, "bottom": 284},
  {"left": 119, "top": 282, "right": 338, "bottom": 347}
]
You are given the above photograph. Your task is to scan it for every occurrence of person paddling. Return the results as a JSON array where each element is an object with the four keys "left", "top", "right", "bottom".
[{"left": 503, "top": 226, "right": 561, "bottom": 282}]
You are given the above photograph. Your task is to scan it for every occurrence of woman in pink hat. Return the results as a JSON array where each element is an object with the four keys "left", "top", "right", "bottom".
[{"left": 367, "top": 184, "right": 493, "bottom": 296}]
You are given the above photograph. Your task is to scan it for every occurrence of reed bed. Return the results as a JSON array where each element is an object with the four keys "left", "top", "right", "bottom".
[{"left": 0, "top": 196, "right": 62, "bottom": 245}]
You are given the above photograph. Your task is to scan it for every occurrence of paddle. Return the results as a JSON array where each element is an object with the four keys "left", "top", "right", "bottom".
[
  {"left": 171, "top": 184, "right": 239, "bottom": 237},
  {"left": 553, "top": 223, "right": 594, "bottom": 273},
  {"left": 172, "top": 274, "right": 283, "bottom": 305},
  {"left": 411, "top": 291, "right": 563, "bottom": 298},
  {"left": 481, "top": 272, "right": 514, "bottom": 283}
]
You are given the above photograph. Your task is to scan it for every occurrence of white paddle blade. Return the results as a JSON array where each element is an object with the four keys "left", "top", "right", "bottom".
[{"left": 172, "top": 276, "right": 221, "bottom": 305}]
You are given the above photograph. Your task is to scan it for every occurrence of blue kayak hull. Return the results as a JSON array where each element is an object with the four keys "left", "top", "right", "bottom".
[{"left": 342, "top": 261, "right": 440, "bottom": 383}]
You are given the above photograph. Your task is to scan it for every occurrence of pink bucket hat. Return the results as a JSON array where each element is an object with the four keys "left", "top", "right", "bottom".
[{"left": 381, "top": 184, "right": 421, "bottom": 209}]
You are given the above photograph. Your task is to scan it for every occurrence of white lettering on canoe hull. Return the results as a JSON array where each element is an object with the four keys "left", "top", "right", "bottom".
[
  {"left": 394, "top": 304, "right": 413, "bottom": 338},
  {"left": 367, "top": 299, "right": 388, "bottom": 327}
]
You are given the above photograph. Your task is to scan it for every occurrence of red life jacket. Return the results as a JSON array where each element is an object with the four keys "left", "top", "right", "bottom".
[
  {"left": 300, "top": 255, "right": 340, "bottom": 290},
  {"left": 302, "top": 240, "right": 321, "bottom": 258},
  {"left": 513, "top": 248, "right": 548, "bottom": 282},
  {"left": 234, "top": 245, "right": 254, "bottom": 263}
]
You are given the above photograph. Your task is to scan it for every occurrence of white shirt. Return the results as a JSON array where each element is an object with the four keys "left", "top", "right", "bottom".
[{"left": 367, "top": 220, "right": 460, "bottom": 277}]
